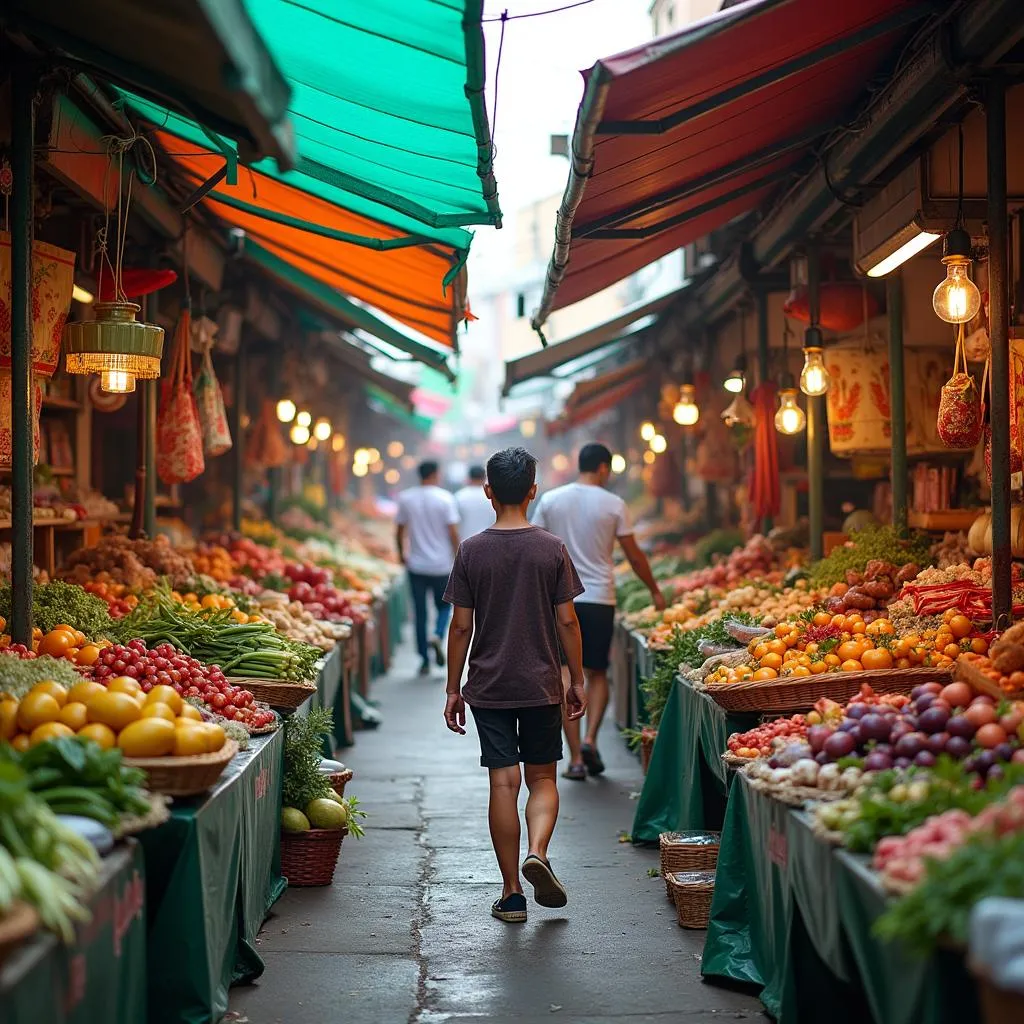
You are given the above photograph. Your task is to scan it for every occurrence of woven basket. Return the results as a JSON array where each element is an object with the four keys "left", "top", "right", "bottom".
[
  {"left": 971, "top": 963, "right": 1024, "bottom": 1024},
  {"left": 667, "top": 871, "right": 716, "bottom": 929},
  {"left": 659, "top": 831, "right": 719, "bottom": 899},
  {"left": 280, "top": 827, "right": 347, "bottom": 887},
  {"left": 956, "top": 657, "right": 1012, "bottom": 701},
  {"left": 123, "top": 739, "right": 238, "bottom": 797},
  {"left": 329, "top": 768, "right": 353, "bottom": 798},
  {"left": 721, "top": 751, "right": 755, "bottom": 771},
  {"left": 0, "top": 902, "right": 38, "bottom": 966},
  {"left": 639, "top": 731, "right": 656, "bottom": 775},
  {"left": 228, "top": 678, "right": 317, "bottom": 710},
  {"left": 702, "top": 666, "right": 952, "bottom": 713}
]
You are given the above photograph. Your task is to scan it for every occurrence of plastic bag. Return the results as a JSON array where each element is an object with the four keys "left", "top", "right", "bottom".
[
  {"left": 193, "top": 343, "right": 232, "bottom": 457},
  {"left": 156, "top": 309, "right": 205, "bottom": 484}
]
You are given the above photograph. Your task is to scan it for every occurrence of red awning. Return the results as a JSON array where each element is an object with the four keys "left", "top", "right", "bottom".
[
  {"left": 547, "top": 364, "right": 648, "bottom": 437},
  {"left": 533, "top": 0, "right": 932, "bottom": 325}
]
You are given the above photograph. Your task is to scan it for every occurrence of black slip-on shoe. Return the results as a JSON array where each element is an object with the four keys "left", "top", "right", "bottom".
[
  {"left": 429, "top": 636, "right": 445, "bottom": 667},
  {"left": 417, "top": 660, "right": 431, "bottom": 677},
  {"left": 581, "top": 742, "right": 605, "bottom": 776},
  {"left": 521, "top": 855, "right": 568, "bottom": 908},
  {"left": 491, "top": 893, "right": 527, "bottom": 922},
  {"left": 561, "top": 763, "right": 586, "bottom": 781}
]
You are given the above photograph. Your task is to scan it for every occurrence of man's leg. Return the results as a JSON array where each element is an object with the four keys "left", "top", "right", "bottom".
[
  {"left": 408, "top": 572, "right": 430, "bottom": 671},
  {"left": 523, "top": 762, "right": 559, "bottom": 861},
  {"left": 487, "top": 765, "right": 523, "bottom": 899},
  {"left": 583, "top": 669, "right": 610, "bottom": 748}
]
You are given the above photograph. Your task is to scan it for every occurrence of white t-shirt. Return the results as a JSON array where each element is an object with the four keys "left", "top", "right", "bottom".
[
  {"left": 532, "top": 481, "right": 631, "bottom": 606},
  {"left": 396, "top": 485, "right": 460, "bottom": 575},
  {"left": 454, "top": 484, "right": 494, "bottom": 539}
]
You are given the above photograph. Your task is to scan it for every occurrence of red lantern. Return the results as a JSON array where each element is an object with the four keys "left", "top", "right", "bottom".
[
  {"left": 784, "top": 283, "right": 880, "bottom": 332},
  {"left": 97, "top": 268, "right": 178, "bottom": 302}
]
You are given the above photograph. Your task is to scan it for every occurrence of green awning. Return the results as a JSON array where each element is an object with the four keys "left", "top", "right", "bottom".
[
  {"left": 245, "top": 241, "right": 456, "bottom": 382},
  {"left": 366, "top": 386, "right": 433, "bottom": 434},
  {"left": 7, "top": 0, "right": 295, "bottom": 168}
]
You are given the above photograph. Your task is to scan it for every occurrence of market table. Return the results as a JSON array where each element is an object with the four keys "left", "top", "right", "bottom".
[
  {"left": 139, "top": 728, "right": 285, "bottom": 1024},
  {"left": 295, "top": 642, "right": 353, "bottom": 753},
  {"left": 631, "top": 676, "right": 758, "bottom": 842},
  {"left": 612, "top": 619, "right": 633, "bottom": 730},
  {"left": 631, "top": 630, "right": 656, "bottom": 726},
  {"left": 702, "top": 773, "right": 981, "bottom": 1024},
  {"left": 0, "top": 841, "right": 146, "bottom": 1024}
]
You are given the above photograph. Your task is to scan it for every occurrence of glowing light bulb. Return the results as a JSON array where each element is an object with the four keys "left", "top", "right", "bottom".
[
  {"left": 385, "top": 469, "right": 400, "bottom": 485},
  {"left": 313, "top": 417, "right": 332, "bottom": 441},
  {"left": 552, "top": 453, "right": 570, "bottom": 472},
  {"left": 723, "top": 357, "right": 746, "bottom": 394},
  {"left": 520, "top": 419, "right": 536, "bottom": 438},
  {"left": 672, "top": 385, "right": 700, "bottom": 426},
  {"left": 640, "top": 421, "right": 656, "bottom": 442},
  {"left": 387, "top": 441, "right": 404, "bottom": 458},
  {"left": 933, "top": 260, "right": 982, "bottom": 324},
  {"left": 610, "top": 454, "right": 626, "bottom": 474},
  {"left": 290, "top": 423, "right": 310, "bottom": 445},
  {"left": 774, "top": 389, "right": 806, "bottom": 435},
  {"left": 276, "top": 399, "right": 296, "bottom": 423},
  {"left": 100, "top": 368, "right": 135, "bottom": 393},
  {"left": 642, "top": 450, "right": 656, "bottom": 465},
  {"left": 307, "top": 437, "right": 318, "bottom": 451},
  {"left": 352, "top": 462, "right": 368, "bottom": 477},
  {"left": 650, "top": 434, "right": 668, "bottom": 454},
  {"left": 799, "top": 348, "right": 830, "bottom": 397},
  {"left": 354, "top": 448, "right": 370, "bottom": 464},
  {"left": 296, "top": 410, "right": 312, "bottom": 428},
  {"left": 331, "top": 433, "right": 346, "bottom": 452}
]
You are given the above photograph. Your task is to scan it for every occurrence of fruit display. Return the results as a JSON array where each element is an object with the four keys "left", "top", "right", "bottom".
[
  {"left": 808, "top": 524, "right": 932, "bottom": 589},
  {"left": 821, "top": 559, "right": 920, "bottom": 619},
  {"left": 958, "top": 620, "right": 1024, "bottom": 696},
  {"left": 255, "top": 594, "right": 351, "bottom": 651},
  {"left": 0, "top": 580, "right": 112, "bottom": 637},
  {"left": 61, "top": 535, "right": 195, "bottom": 589},
  {"left": 191, "top": 544, "right": 238, "bottom": 583},
  {"left": 82, "top": 581, "right": 138, "bottom": 619}
]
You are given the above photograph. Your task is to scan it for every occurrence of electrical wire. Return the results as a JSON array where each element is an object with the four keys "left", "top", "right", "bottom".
[
  {"left": 490, "top": 11, "right": 508, "bottom": 156},
  {"left": 483, "top": 0, "right": 595, "bottom": 22}
]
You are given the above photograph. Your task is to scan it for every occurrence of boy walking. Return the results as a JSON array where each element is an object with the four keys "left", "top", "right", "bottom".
[{"left": 443, "top": 447, "right": 587, "bottom": 923}]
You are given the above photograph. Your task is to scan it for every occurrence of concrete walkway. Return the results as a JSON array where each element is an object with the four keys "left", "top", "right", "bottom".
[{"left": 229, "top": 643, "right": 764, "bottom": 1024}]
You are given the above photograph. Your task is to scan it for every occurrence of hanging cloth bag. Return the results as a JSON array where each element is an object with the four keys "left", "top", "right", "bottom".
[
  {"left": 193, "top": 341, "right": 232, "bottom": 457},
  {"left": 156, "top": 307, "right": 205, "bottom": 484},
  {"left": 937, "top": 324, "right": 985, "bottom": 449}
]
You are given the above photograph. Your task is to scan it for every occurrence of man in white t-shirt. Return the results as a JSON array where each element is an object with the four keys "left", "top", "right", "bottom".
[
  {"left": 533, "top": 443, "right": 666, "bottom": 780},
  {"left": 454, "top": 465, "right": 495, "bottom": 539},
  {"left": 396, "top": 461, "right": 460, "bottom": 676}
]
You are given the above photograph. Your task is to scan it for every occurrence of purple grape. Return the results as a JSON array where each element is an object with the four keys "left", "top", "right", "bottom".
[
  {"left": 944, "top": 735, "right": 972, "bottom": 759},
  {"left": 918, "top": 707, "right": 950, "bottom": 735},
  {"left": 894, "top": 757, "right": 912, "bottom": 769},
  {"left": 994, "top": 743, "right": 1015, "bottom": 763},
  {"left": 948, "top": 716, "right": 977, "bottom": 740},
  {"left": 864, "top": 751, "right": 894, "bottom": 771},
  {"left": 913, "top": 750, "right": 937, "bottom": 768}
]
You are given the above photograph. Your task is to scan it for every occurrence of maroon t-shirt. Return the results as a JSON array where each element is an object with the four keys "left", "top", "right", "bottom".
[{"left": 444, "top": 527, "right": 584, "bottom": 708}]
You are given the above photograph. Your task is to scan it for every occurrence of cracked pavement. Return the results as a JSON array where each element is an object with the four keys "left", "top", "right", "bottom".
[{"left": 229, "top": 641, "right": 765, "bottom": 1024}]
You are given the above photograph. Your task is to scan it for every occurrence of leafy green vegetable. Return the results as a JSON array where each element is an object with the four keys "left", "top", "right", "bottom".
[
  {"left": 808, "top": 524, "right": 932, "bottom": 588},
  {"left": 0, "top": 581, "right": 113, "bottom": 637},
  {"left": 694, "top": 529, "right": 745, "bottom": 568},
  {"left": 0, "top": 654, "right": 85, "bottom": 699},
  {"left": 282, "top": 707, "right": 335, "bottom": 810}
]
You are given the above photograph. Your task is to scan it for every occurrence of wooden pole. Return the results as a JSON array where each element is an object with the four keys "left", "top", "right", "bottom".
[
  {"left": 757, "top": 290, "right": 773, "bottom": 534},
  {"left": 805, "top": 241, "right": 825, "bottom": 561},
  {"left": 987, "top": 77, "right": 1011, "bottom": 627},
  {"left": 232, "top": 339, "right": 246, "bottom": 533},
  {"left": 10, "top": 65, "right": 36, "bottom": 644},
  {"left": 887, "top": 275, "right": 908, "bottom": 537}
]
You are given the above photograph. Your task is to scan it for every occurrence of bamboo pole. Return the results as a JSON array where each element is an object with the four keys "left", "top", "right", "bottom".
[{"left": 887, "top": 275, "right": 908, "bottom": 538}]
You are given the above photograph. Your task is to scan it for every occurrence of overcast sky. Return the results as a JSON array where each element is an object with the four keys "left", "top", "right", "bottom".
[{"left": 470, "top": 0, "right": 653, "bottom": 292}]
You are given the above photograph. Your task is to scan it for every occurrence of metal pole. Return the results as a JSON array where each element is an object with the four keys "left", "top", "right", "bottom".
[
  {"left": 756, "top": 290, "right": 773, "bottom": 534},
  {"left": 10, "top": 66, "right": 36, "bottom": 644},
  {"left": 143, "top": 380, "right": 156, "bottom": 536},
  {"left": 231, "top": 340, "right": 246, "bottom": 533},
  {"left": 129, "top": 385, "right": 146, "bottom": 539},
  {"left": 987, "top": 77, "right": 1012, "bottom": 627},
  {"left": 887, "top": 274, "right": 908, "bottom": 537},
  {"left": 805, "top": 242, "right": 825, "bottom": 561}
]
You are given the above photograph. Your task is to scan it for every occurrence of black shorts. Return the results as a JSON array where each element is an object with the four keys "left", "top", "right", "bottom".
[
  {"left": 563, "top": 602, "right": 616, "bottom": 672},
  {"left": 470, "top": 704, "right": 563, "bottom": 769}
]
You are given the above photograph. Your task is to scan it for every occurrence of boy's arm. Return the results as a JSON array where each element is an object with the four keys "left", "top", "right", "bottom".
[
  {"left": 554, "top": 600, "right": 587, "bottom": 721},
  {"left": 444, "top": 604, "right": 474, "bottom": 734}
]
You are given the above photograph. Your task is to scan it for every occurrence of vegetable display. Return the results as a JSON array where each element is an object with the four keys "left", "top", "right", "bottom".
[
  {"left": 808, "top": 524, "right": 932, "bottom": 589},
  {"left": 0, "top": 580, "right": 112, "bottom": 638},
  {"left": 0, "top": 651, "right": 86, "bottom": 699}
]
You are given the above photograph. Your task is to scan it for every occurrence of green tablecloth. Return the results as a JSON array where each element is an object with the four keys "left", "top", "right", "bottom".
[
  {"left": 0, "top": 842, "right": 147, "bottom": 1024},
  {"left": 702, "top": 775, "right": 981, "bottom": 1024},
  {"left": 631, "top": 632, "right": 655, "bottom": 726},
  {"left": 386, "top": 583, "right": 406, "bottom": 655},
  {"left": 139, "top": 729, "right": 285, "bottom": 1024},
  {"left": 631, "top": 677, "right": 759, "bottom": 842}
]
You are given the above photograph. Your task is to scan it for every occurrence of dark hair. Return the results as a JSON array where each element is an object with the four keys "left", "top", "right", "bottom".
[
  {"left": 468, "top": 465, "right": 486, "bottom": 482},
  {"left": 578, "top": 443, "right": 612, "bottom": 473},
  {"left": 418, "top": 460, "right": 439, "bottom": 482},
  {"left": 486, "top": 447, "right": 536, "bottom": 505}
]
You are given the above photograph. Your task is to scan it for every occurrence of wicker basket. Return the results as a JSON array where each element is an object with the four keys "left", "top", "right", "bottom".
[
  {"left": 971, "top": 963, "right": 1024, "bottom": 1024},
  {"left": 639, "top": 731, "right": 656, "bottom": 775},
  {"left": 659, "top": 831, "right": 719, "bottom": 899},
  {"left": 702, "top": 666, "right": 952, "bottom": 713},
  {"left": 228, "top": 678, "right": 317, "bottom": 710},
  {"left": 0, "top": 902, "right": 38, "bottom": 966},
  {"left": 280, "top": 827, "right": 347, "bottom": 887},
  {"left": 123, "top": 739, "right": 238, "bottom": 797},
  {"left": 666, "top": 870, "right": 716, "bottom": 929},
  {"left": 329, "top": 768, "right": 353, "bottom": 798}
]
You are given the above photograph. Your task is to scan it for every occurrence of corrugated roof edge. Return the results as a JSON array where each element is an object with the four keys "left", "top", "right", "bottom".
[{"left": 463, "top": 0, "right": 503, "bottom": 229}]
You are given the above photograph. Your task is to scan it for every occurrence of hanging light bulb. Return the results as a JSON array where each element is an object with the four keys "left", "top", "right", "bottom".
[
  {"left": 649, "top": 433, "right": 668, "bottom": 454},
  {"left": 63, "top": 301, "right": 163, "bottom": 393},
  {"left": 640, "top": 421, "right": 656, "bottom": 441},
  {"left": 721, "top": 391, "right": 756, "bottom": 428},
  {"left": 313, "top": 417, "right": 332, "bottom": 441},
  {"left": 610, "top": 454, "right": 626, "bottom": 474},
  {"left": 276, "top": 399, "right": 296, "bottom": 423},
  {"left": 100, "top": 368, "right": 135, "bottom": 393},
  {"left": 354, "top": 447, "right": 371, "bottom": 465},
  {"left": 290, "top": 423, "right": 310, "bottom": 445},
  {"left": 307, "top": 437, "right": 319, "bottom": 451},
  {"left": 387, "top": 440, "right": 404, "bottom": 458},
  {"left": 932, "top": 227, "right": 982, "bottom": 324},
  {"left": 296, "top": 410, "right": 312, "bottom": 428},
  {"left": 331, "top": 433, "right": 346, "bottom": 452},
  {"left": 352, "top": 462, "right": 368, "bottom": 478},
  {"left": 723, "top": 355, "right": 747, "bottom": 394},
  {"left": 799, "top": 346, "right": 830, "bottom": 397},
  {"left": 672, "top": 384, "right": 700, "bottom": 426},
  {"left": 520, "top": 418, "right": 537, "bottom": 438},
  {"left": 775, "top": 387, "right": 806, "bottom": 435},
  {"left": 642, "top": 449, "right": 656, "bottom": 465}
]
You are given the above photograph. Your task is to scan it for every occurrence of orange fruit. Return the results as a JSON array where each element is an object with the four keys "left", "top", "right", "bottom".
[
  {"left": 58, "top": 702, "right": 90, "bottom": 731},
  {"left": 75, "top": 644, "right": 101, "bottom": 667},
  {"left": 145, "top": 685, "right": 183, "bottom": 715},
  {"left": 949, "top": 615, "right": 973, "bottom": 640},
  {"left": 760, "top": 652, "right": 783, "bottom": 671},
  {"left": 825, "top": 653, "right": 842, "bottom": 667},
  {"left": 77, "top": 723, "right": 116, "bottom": 750},
  {"left": 789, "top": 665, "right": 812, "bottom": 677},
  {"left": 29, "top": 681, "right": 68, "bottom": 707},
  {"left": 10, "top": 734, "right": 30, "bottom": 752},
  {"left": 117, "top": 719, "right": 176, "bottom": 758},
  {"left": 860, "top": 648, "right": 893, "bottom": 671},
  {"left": 140, "top": 702, "right": 176, "bottom": 723},
  {"left": 17, "top": 691, "right": 62, "bottom": 732},
  {"left": 67, "top": 681, "right": 105, "bottom": 705},
  {"left": 751, "top": 667, "right": 778, "bottom": 681},
  {"left": 198, "top": 722, "right": 226, "bottom": 753},
  {"left": 107, "top": 676, "right": 142, "bottom": 697},
  {"left": 178, "top": 703, "right": 203, "bottom": 722},
  {"left": 0, "top": 699, "right": 18, "bottom": 740},
  {"left": 172, "top": 723, "right": 210, "bottom": 756},
  {"left": 810, "top": 661, "right": 828, "bottom": 675},
  {"left": 86, "top": 691, "right": 141, "bottom": 732},
  {"left": 840, "top": 659, "right": 863, "bottom": 672},
  {"left": 29, "top": 721, "right": 74, "bottom": 746},
  {"left": 38, "top": 630, "right": 75, "bottom": 658}
]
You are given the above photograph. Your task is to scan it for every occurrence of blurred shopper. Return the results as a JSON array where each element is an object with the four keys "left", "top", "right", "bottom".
[
  {"left": 533, "top": 443, "right": 666, "bottom": 780},
  {"left": 455, "top": 465, "right": 495, "bottom": 539},
  {"left": 396, "top": 461, "right": 460, "bottom": 676}
]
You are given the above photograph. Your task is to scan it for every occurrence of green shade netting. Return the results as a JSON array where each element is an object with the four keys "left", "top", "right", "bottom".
[{"left": 244, "top": 0, "right": 500, "bottom": 229}]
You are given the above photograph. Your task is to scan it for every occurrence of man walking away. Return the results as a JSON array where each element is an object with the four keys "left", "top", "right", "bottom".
[
  {"left": 396, "top": 461, "right": 460, "bottom": 676},
  {"left": 443, "top": 447, "right": 587, "bottom": 923},
  {"left": 533, "top": 443, "right": 666, "bottom": 780},
  {"left": 454, "top": 465, "right": 494, "bottom": 539}
]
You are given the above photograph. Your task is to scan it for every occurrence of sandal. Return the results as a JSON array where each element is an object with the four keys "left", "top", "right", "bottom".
[
  {"left": 581, "top": 742, "right": 605, "bottom": 776},
  {"left": 561, "top": 762, "right": 586, "bottom": 781}
]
